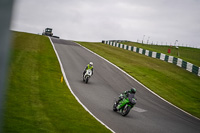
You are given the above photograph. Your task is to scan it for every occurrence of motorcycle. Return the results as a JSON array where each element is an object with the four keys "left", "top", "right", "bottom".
[
  {"left": 83, "top": 69, "right": 92, "bottom": 84},
  {"left": 113, "top": 93, "right": 136, "bottom": 116}
]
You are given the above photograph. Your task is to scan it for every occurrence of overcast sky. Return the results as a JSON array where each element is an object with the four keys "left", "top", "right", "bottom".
[{"left": 11, "top": 0, "right": 200, "bottom": 48}]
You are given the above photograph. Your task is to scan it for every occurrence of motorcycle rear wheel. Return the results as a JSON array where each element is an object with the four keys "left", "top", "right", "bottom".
[{"left": 113, "top": 102, "right": 117, "bottom": 112}]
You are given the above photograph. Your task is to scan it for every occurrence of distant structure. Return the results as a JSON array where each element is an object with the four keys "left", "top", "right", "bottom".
[
  {"left": 42, "top": 28, "right": 59, "bottom": 38},
  {"left": 102, "top": 40, "right": 130, "bottom": 43}
]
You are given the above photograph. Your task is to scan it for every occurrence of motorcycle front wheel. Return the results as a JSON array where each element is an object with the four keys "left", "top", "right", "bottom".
[
  {"left": 85, "top": 77, "right": 89, "bottom": 83},
  {"left": 121, "top": 105, "right": 131, "bottom": 116}
]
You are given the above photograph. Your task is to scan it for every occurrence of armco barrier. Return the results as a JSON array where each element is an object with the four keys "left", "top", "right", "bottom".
[{"left": 102, "top": 40, "right": 200, "bottom": 77}]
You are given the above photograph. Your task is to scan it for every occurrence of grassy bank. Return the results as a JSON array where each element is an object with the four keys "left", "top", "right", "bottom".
[
  {"left": 123, "top": 41, "right": 200, "bottom": 66},
  {"left": 77, "top": 41, "right": 200, "bottom": 118},
  {"left": 3, "top": 32, "right": 111, "bottom": 133}
]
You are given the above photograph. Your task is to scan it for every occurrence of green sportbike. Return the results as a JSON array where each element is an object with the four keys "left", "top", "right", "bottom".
[{"left": 113, "top": 93, "right": 137, "bottom": 116}]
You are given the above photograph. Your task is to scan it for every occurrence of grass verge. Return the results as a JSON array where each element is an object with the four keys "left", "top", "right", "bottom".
[
  {"left": 123, "top": 41, "right": 200, "bottom": 66},
  {"left": 3, "top": 32, "right": 111, "bottom": 133},
  {"left": 77, "top": 41, "right": 200, "bottom": 118}
]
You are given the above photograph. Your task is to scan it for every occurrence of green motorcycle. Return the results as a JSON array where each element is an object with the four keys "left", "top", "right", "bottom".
[{"left": 113, "top": 93, "right": 136, "bottom": 116}]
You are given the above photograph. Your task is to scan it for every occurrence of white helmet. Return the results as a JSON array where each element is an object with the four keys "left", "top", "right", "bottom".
[{"left": 89, "top": 62, "right": 93, "bottom": 66}]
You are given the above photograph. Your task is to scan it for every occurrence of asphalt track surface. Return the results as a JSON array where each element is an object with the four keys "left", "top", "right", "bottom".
[{"left": 51, "top": 38, "right": 200, "bottom": 133}]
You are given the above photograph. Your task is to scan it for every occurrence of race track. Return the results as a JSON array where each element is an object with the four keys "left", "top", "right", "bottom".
[{"left": 51, "top": 38, "right": 200, "bottom": 133}]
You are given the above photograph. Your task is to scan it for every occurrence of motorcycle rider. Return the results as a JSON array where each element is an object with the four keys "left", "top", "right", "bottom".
[
  {"left": 83, "top": 62, "right": 94, "bottom": 77},
  {"left": 117, "top": 88, "right": 136, "bottom": 104}
]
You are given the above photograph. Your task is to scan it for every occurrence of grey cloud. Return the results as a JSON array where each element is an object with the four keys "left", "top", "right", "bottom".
[{"left": 11, "top": 0, "right": 200, "bottom": 47}]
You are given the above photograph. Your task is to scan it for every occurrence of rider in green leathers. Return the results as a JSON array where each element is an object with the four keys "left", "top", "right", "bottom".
[{"left": 117, "top": 88, "right": 136, "bottom": 105}]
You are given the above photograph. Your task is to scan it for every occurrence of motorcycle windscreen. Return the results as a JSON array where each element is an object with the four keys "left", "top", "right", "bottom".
[{"left": 86, "top": 69, "right": 92, "bottom": 76}]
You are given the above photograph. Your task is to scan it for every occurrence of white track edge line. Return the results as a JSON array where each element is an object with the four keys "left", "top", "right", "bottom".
[
  {"left": 74, "top": 41, "right": 200, "bottom": 121},
  {"left": 49, "top": 37, "right": 115, "bottom": 133}
]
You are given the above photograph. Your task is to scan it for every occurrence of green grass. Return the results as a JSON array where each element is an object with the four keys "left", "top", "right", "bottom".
[
  {"left": 3, "top": 32, "right": 111, "bottom": 133},
  {"left": 122, "top": 41, "right": 200, "bottom": 66},
  {"left": 77, "top": 41, "right": 200, "bottom": 118}
]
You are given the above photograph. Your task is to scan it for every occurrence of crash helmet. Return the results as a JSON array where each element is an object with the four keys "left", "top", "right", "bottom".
[
  {"left": 130, "top": 88, "right": 136, "bottom": 94},
  {"left": 89, "top": 62, "right": 93, "bottom": 66}
]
